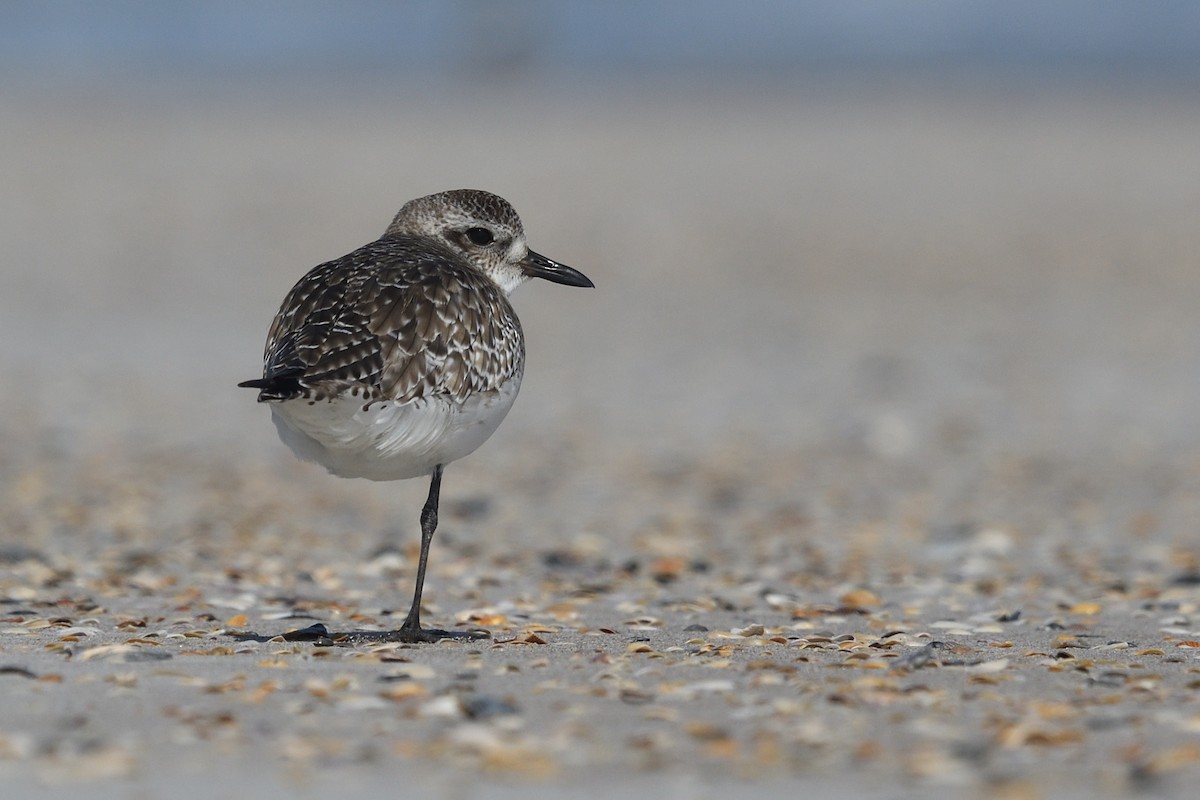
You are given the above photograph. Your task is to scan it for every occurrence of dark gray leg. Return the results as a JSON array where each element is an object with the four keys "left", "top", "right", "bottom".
[
  {"left": 377, "top": 464, "right": 488, "bottom": 643},
  {"left": 399, "top": 463, "right": 443, "bottom": 635},
  {"left": 274, "top": 464, "right": 488, "bottom": 645}
]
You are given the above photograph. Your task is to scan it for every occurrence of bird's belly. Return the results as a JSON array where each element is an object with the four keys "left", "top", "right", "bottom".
[{"left": 267, "top": 382, "right": 521, "bottom": 481}]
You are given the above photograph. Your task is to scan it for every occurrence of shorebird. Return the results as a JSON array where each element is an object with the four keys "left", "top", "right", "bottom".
[{"left": 240, "top": 189, "right": 593, "bottom": 642}]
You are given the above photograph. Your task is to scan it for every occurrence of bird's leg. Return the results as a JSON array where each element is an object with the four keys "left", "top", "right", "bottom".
[
  {"left": 399, "top": 464, "right": 443, "bottom": 636},
  {"left": 369, "top": 465, "right": 487, "bottom": 643},
  {"left": 276, "top": 464, "right": 486, "bottom": 645}
]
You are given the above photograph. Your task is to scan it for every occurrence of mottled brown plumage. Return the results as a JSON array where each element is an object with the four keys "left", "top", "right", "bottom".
[{"left": 254, "top": 237, "right": 525, "bottom": 405}]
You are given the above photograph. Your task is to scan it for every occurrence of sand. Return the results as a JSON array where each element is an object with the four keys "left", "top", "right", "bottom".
[{"left": 1, "top": 76, "right": 1199, "bottom": 798}]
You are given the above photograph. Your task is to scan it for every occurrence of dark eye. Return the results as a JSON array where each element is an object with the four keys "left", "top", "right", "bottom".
[{"left": 465, "top": 227, "right": 494, "bottom": 246}]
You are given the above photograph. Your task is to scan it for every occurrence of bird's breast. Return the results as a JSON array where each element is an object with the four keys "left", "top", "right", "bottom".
[{"left": 266, "top": 378, "right": 522, "bottom": 481}]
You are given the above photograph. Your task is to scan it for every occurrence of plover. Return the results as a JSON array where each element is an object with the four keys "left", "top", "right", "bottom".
[{"left": 240, "top": 189, "right": 593, "bottom": 642}]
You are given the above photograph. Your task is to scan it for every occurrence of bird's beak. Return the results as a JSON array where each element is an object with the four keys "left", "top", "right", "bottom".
[{"left": 521, "top": 249, "right": 594, "bottom": 288}]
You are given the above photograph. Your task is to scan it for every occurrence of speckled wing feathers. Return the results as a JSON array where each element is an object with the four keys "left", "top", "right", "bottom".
[{"left": 254, "top": 237, "right": 524, "bottom": 405}]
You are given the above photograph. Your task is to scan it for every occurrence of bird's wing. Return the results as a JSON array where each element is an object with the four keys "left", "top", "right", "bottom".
[{"left": 243, "top": 239, "right": 524, "bottom": 404}]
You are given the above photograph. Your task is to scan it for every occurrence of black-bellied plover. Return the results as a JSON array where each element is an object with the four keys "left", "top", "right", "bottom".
[{"left": 240, "top": 189, "right": 593, "bottom": 642}]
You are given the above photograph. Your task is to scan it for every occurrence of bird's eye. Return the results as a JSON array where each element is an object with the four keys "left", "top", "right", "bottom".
[{"left": 465, "top": 227, "right": 494, "bottom": 246}]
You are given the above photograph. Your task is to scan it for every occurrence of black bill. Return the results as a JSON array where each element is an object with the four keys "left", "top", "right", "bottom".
[{"left": 521, "top": 249, "right": 594, "bottom": 288}]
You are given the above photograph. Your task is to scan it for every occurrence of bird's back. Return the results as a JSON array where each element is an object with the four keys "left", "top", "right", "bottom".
[{"left": 250, "top": 235, "right": 526, "bottom": 407}]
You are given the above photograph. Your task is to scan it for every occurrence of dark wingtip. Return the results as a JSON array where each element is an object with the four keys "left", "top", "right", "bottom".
[{"left": 238, "top": 370, "right": 305, "bottom": 400}]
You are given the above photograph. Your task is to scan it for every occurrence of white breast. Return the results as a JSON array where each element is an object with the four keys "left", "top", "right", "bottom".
[{"left": 267, "top": 380, "right": 521, "bottom": 481}]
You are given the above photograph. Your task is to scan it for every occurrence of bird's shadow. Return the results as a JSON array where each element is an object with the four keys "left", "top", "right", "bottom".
[{"left": 228, "top": 622, "right": 491, "bottom": 646}]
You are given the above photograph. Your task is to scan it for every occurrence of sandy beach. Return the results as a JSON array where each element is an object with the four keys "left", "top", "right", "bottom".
[{"left": 1, "top": 76, "right": 1200, "bottom": 798}]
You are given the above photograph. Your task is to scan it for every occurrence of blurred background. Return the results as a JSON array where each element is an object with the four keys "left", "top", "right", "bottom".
[
  {"left": 5, "top": 7, "right": 1200, "bottom": 792},
  {"left": 1, "top": 1, "right": 1199, "bottom": 556}
]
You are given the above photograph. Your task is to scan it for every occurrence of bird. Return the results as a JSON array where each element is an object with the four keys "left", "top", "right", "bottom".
[{"left": 239, "top": 189, "right": 593, "bottom": 642}]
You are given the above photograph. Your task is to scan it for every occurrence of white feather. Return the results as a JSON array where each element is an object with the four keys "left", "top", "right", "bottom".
[{"left": 268, "top": 380, "right": 521, "bottom": 481}]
